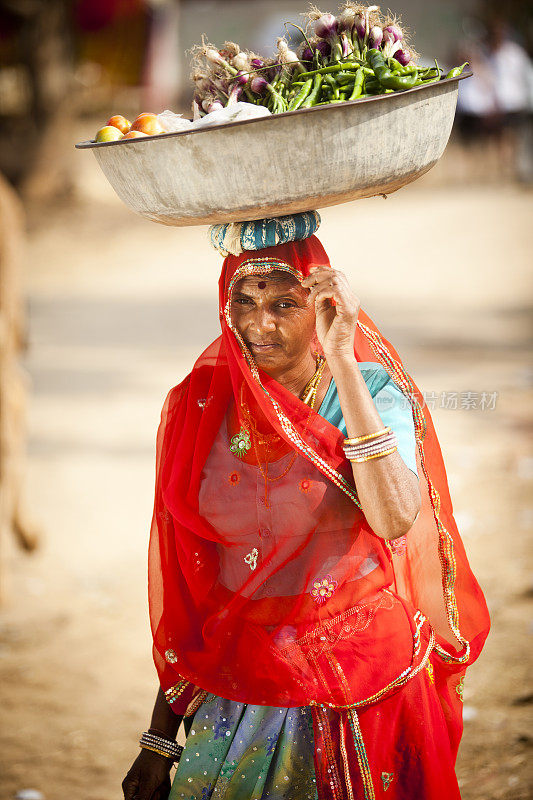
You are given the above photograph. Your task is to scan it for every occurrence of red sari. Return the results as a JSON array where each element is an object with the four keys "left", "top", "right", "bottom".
[{"left": 148, "top": 236, "right": 490, "bottom": 798}]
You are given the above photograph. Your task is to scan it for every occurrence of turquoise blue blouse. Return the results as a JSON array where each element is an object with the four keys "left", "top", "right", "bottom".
[{"left": 317, "top": 361, "right": 418, "bottom": 477}]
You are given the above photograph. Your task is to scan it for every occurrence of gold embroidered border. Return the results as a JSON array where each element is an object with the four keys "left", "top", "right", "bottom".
[
  {"left": 314, "top": 705, "right": 344, "bottom": 800},
  {"left": 348, "top": 708, "right": 376, "bottom": 800},
  {"left": 164, "top": 678, "right": 189, "bottom": 704},
  {"left": 311, "top": 627, "right": 435, "bottom": 711},
  {"left": 280, "top": 590, "right": 395, "bottom": 657},
  {"left": 339, "top": 716, "right": 355, "bottom": 800},
  {"left": 357, "top": 320, "right": 470, "bottom": 666},
  {"left": 185, "top": 689, "right": 209, "bottom": 717}
]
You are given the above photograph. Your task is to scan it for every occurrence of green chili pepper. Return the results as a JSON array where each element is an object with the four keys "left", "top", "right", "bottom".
[
  {"left": 445, "top": 62, "right": 468, "bottom": 79},
  {"left": 323, "top": 73, "right": 340, "bottom": 100},
  {"left": 298, "top": 64, "right": 343, "bottom": 79},
  {"left": 349, "top": 68, "right": 364, "bottom": 100},
  {"left": 298, "top": 62, "right": 360, "bottom": 80},
  {"left": 418, "top": 67, "right": 439, "bottom": 79},
  {"left": 364, "top": 75, "right": 379, "bottom": 91},
  {"left": 287, "top": 79, "right": 313, "bottom": 111},
  {"left": 380, "top": 71, "right": 418, "bottom": 90},
  {"left": 414, "top": 72, "right": 443, "bottom": 86},
  {"left": 367, "top": 48, "right": 419, "bottom": 91},
  {"left": 389, "top": 58, "right": 418, "bottom": 76},
  {"left": 300, "top": 74, "right": 323, "bottom": 108},
  {"left": 336, "top": 71, "right": 358, "bottom": 86},
  {"left": 367, "top": 49, "right": 390, "bottom": 81}
]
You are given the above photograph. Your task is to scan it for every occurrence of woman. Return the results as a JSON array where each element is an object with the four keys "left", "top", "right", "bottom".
[{"left": 122, "top": 215, "right": 490, "bottom": 800}]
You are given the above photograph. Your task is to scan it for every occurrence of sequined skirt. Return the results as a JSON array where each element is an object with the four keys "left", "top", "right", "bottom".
[{"left": 168, "top": 694, "right": 318, "bottom": 800}]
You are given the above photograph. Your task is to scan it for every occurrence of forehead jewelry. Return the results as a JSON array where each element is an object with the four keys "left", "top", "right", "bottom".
[{"left": 257, "top": 280, "right": 266, "bottom": 289}]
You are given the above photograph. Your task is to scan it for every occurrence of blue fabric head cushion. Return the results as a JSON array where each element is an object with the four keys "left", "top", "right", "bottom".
[{"left": 209, "top": 211, "right": 321, "bottom": 256}]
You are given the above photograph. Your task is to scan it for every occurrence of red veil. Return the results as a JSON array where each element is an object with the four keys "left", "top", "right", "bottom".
[{"left": 148, "top": 236, "right": 489, "bottom": 796}]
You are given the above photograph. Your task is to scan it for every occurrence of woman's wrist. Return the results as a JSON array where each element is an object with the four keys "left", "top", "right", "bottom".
[
  {"left": 324, "top": 350, "right": 358, "bottom": 373},
  {"left": 148, "top": 726, "right": 177, "bottom": 742},
  {"left": 149, "top": 686, "right": 181, "bottom": 741}
]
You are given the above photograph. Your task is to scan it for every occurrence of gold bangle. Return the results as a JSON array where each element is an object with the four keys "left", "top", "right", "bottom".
[
  {"left": 140, "top": 743, "right": 175, "bottom": 760},
  {"left": 344, "top": 426, "right": 391, "bottom": 446},
  {"left": 349, "top": 446, "right": 398, "bottom": 463}
]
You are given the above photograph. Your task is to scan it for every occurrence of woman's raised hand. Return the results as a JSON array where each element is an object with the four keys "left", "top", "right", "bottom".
[
  {"left": 122, "top": 748, "right": 173, "bottom": 800},
  {"left": 301, "top": 265, "right": 360, "bottom": 359}
]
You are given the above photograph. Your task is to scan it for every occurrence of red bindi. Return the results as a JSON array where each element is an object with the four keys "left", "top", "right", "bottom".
[{"left": 258, "top": 281, "right": 266, "bottom": 289}]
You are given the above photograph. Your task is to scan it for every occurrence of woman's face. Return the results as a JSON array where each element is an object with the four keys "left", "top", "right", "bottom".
[{"left": 230, "top": 270, "right": 316, "bottom": 375}]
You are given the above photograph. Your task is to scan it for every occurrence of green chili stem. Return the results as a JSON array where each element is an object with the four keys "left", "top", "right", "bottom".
[{"left": 283, "top": 22, "right": 315, "bottom": 58}]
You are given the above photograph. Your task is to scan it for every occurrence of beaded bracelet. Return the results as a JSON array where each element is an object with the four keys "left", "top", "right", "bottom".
[
  {"left": 140, "top": 732, "right": 180, "bottom": 751},
  {"left": 343, "top": 432, "right": 398, "bottom": 461},
  {"left": 348, "top": 445, "right": 398, "bottom": 463},
  {"left": 343, "top": 434, "right": 397, "bottom": 457},
  {"left": 140, "top": 743, "right": 177, "bottom": 760},
  {"left": 139, "top": 743, "right": 183, "bottom": 763},
  {"left": 139, "top": 731, "right": 183, "bottom": 763},
  {"left": 343, "top": 433, "right": 398, "bottom": 456},
  {"left": 343, "top": 426, "right": 391, "bottom": 446},
  {"left": 148, "top": 727, "right": 177, "bottom": 741}
]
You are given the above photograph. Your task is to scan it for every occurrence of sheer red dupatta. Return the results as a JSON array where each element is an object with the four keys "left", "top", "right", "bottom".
[{"left": 148, "top": 237, "right": 489, "bottom": 730}]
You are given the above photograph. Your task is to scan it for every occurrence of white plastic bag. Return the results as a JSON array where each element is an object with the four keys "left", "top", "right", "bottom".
[
  {"left": 192, "top": 102, "right": 271, "bottom": 129},
  {"left": 158, "top": 110, "right": 194, "bottom": 133}
]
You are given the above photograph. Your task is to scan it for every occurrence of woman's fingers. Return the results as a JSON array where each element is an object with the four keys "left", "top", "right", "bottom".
[
  {"left": 302, "top": 266, "right": 336, "bottom": 288},
  {"left": 308, "top": 280, "right": 355, "bottom": 308},
  {"left": 132, "top": 777, "right": 156, "bottom": 800},
  {"left": 305, "top": 272, "right": 350, "bottom": 296},
  {"left": 122, "top": 770, "right": 166, "bottom": 800},
  {"left": 151, "top": 775, "right": 172, "bottom": 800},
  {"left": 122, "top": 773, "right": 139, "bottom": 800},
  {"left": 313, "top": 288, "right": 343, "bottom": 312},
  {"left": 122, "top": 750, "right": 174, "bottom": 800}
]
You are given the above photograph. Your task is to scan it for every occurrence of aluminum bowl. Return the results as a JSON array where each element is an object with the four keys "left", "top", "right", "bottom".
[{"left": 76, "top": 72, "right": 470, "bottom": 227}]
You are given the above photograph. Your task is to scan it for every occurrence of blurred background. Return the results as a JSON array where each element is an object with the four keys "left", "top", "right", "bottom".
[{"left": 0, "top": 1, "right": 531, "bottom": 799}]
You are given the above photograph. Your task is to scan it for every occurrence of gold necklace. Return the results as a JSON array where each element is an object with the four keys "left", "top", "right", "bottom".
[{"left": 300, "top": 355, "right": 327, "bottom": 406}]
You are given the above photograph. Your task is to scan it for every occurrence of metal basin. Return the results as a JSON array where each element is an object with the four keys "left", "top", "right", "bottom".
[{"left": 76, "top": 72, "right": 469, "bottom": 227}]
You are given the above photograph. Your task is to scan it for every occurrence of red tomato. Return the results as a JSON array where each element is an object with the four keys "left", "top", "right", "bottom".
[
  {"left": 122, "top": 130, "right": 148, "bottom": 139},
  {"left": 130, "top": 113, "right": 165, "bottom": 135},
  {"left": 106, "top": 115, "right": 131, "bottom": 134}
]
